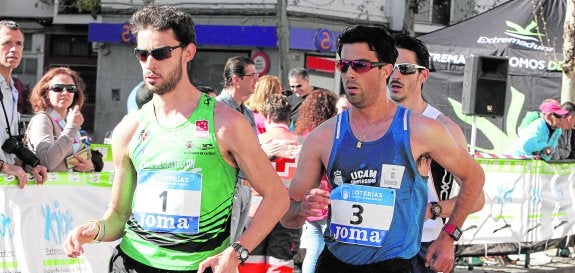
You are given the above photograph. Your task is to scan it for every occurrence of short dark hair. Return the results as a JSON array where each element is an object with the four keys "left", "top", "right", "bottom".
[
  {"left": 561, "top": 101, "right": 575, "bottom": 114},
  {"left": 222, "top": 56, "right": 255, "bottom": 88},
  {"left": 197, "top": 85, "right": 217, "bottom": 96},
  {"left": 129, "top": 5, "right": 196, "bottom": 46},
  {"left": 393, "top": 33, "right": 430, "bottom": 68},
  {"left": 336, "top": 25, "right": 397, "bottom": 65},
  {"left": 261, "top": 94, "right": 291, "bottom": 124}
]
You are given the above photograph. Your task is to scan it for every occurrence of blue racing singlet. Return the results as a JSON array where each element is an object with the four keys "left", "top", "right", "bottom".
[{"left": 325, "top": 106, "right": 428, "bottom": 264}]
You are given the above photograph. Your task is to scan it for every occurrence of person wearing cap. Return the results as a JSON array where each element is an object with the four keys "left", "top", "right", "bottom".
[
  {"left": 510, "top": 99, "right": 568, "bottom": 160},
  {"left": 552, "top": 101, "right": 575, "bottom": 160}
]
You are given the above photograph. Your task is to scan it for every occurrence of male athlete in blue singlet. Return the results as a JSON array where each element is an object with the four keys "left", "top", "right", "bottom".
[
  {"left": 389, "top": 33, "right": 485, "bottom": 273},
  {"left": 281, "top": 25, "right": 485, "bottom": 273},
  {"left": 63, "top": 5, "right": 288, "bottom": 273}
]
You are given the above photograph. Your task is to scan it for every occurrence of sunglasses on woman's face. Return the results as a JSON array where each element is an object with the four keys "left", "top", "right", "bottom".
[
  {"left": 393, "top": 63, "right": 427, "bottom": 75},
  {"left": 133, "top": 45, "right": 183, "bottom": 62},
  {"left": 335, "top": 60, "right": 388, "bottom": 74},
  {"left": 50, "top": 84, "right": 77, "bottom": 93}
]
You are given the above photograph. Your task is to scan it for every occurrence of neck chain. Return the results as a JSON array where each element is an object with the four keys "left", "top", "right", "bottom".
[{"left": 352, "top": 110, "right": 387, "bottom": 148}]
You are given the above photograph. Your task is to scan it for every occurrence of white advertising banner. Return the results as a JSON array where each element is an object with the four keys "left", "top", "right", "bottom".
[
  {"left": 0, "top": 172, "right": 117, "bottom": 273},
  {"left": 457, "top": 159, "right": 575, "bottom": 249},
  {"left": 1, "top": 157, "right": 574, "bottom": 272}
]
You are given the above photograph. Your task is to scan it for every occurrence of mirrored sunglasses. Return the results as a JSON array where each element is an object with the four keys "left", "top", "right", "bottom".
[
  {"left": 336, "top": 60, "right": 387, "bottom": 73},
  {"left": 393, "top": 63, "right": 427, "bottom": 75},
  {"left": 133, "top": 45, "right": 183, "bottom": 61},
  {"left": 50, "top": 84, "right": 77, "bottom": 93}
]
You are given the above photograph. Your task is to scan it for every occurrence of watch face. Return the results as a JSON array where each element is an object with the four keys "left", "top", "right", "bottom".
[
  {"left": 239, "top": 249, "right": 249, "bottom": 260},
  {"left": 452, "top": 229, "right": 462, "bottom": 240},
  {"left": 432, "top": 204, "right": 442, "bottom": 215}
]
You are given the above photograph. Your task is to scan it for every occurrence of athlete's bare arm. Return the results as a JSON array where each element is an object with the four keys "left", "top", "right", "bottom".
[
  {"left": 281, "top": 117, "right": 335, "bottom": 229},
  {"left": 212, "top": 101, "right": 289, "bottom": 250},
  {"left": 102, "top": 114, "right": 140, "bottom": 239},
  {"left": 425, "top": 115, "right": 485, "bottom": 219},
  {"left": 410, "top": 113, "right": 485, "bottom": 272},
  {"left": 63, "top": 114, "right": 139, "bottom": 257}
]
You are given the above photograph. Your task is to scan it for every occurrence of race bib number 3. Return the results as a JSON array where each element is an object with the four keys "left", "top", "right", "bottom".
[
  {"left": 330, "top": 184, "right": 395, "bottom": 247},
  {"left": 133, "top": 170, "right": 202, "bottom": 234}
]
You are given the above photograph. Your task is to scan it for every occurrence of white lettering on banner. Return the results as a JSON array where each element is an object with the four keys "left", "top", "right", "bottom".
[
  {"left": 430, "top": 53, "right": 465, "bottom": 65},
  {"left": 476, "top": 36, "right": 554, "bottom": 52},
  {"left": 509, "top": 57, "right": 545, "bottom": 70}
]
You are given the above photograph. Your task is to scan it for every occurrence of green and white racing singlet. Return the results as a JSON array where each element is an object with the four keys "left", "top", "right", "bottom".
[{"left": 120, "top": 94, "right": 238, "bottom": 270}]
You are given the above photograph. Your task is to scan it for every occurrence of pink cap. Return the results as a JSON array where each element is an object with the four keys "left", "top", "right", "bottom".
[{"left": 539, "top": 101, "right": 569, "bottom": 115}]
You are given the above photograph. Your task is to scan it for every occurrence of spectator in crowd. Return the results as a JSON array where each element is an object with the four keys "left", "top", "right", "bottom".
[
  {"left": 510, "top": 99, "right": 567, "bottom": 160},
  {"left": 198, "top": 85, "right": 217, "bottom": 97},
  {"left": 281, "top": 25, "right": 485, "bottom": 273},
  {"left": 286, "top": 68, "right": 322, "bottom": 129},
  {"left": 26, "top": 67, "right": 94, "bottom": 172},
  {"left": 293, "top": 88, "right": 337, "bottom": 273},
  {"left": 240, "top": 94, "right": 301, "bottom": 273},
  {"left": 135, "top": 82, "right": 153, "bottom": 109},
  {"left": 552, "top": 101, "right": 575, "bottom": 160},
  {"left": 216, "top": 56, "right": 260, "bottom": 244},
  {"left": 246, "top": 74, "right": 283, "bottom": 134},
  {"left": 62, "top": 5, "right": 288, "bottom": 272},
  {"left": 517, "top": 98, "right": 557, "bottom": 134},
  {"left": 0, "top": 20, "right": 47, "bottom": 187}
]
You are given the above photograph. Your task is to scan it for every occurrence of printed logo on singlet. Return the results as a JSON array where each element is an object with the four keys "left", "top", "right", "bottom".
[
  {"left": 333, "top": 169, "right": 344, "bottom": 185},
  {"left": 195, "top": 120, "right": 209, "bottom": 139},
  {"left": 380, "top": 164, "right": 405, "bottom": 189},
  {"left": 330, "top": 184, "right": 395, "bottom": 247},
  {"left": 350, "top": 169, "right": 378, "bottom": 185}
]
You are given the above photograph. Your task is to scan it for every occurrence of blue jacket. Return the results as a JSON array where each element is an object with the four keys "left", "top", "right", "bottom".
[{"left": 511, "top": 117, "right": 562, "bottom": 160}]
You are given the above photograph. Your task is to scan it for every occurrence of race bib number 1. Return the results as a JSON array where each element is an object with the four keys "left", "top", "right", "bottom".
[
  {"left": 133, "top": 170, "right": 202, "bottom": 234},
  {"left": 330, "top": 184, "right": 395, "bottom": 247}
]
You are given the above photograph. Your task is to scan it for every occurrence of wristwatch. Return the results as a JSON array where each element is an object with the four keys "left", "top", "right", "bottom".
[
  {"left": 430, "top": 202, "right": 442, "bottom": 220},
  {"left": 442, "top": 223, "right": 462, "bottom": 241},
  {"left": 231, "top": 242, "right": 250, "bottom": 265}
]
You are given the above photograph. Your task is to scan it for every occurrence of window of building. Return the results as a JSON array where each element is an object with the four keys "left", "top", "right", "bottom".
[
  {"left": 415, "top": 0, "right": 451, "bottom": 25},
  {"left": 50, "top": 35, "right": 96, "bottom": 57},
  {"left": 188, "top": 49, "right": 250, "bottom": 92}
]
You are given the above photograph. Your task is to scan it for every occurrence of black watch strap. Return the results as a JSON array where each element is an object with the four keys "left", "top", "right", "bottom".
[
  {"left": 231, "top": 242, "right": 249, "bottom": 265},
  {"left": 430, "top": 201, "right": 442, "bottom": 220}
]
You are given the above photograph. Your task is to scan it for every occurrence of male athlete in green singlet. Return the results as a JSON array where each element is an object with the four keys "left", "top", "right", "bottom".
[{"left": 63, "top": 5, "right": 289, "bottom": 273}]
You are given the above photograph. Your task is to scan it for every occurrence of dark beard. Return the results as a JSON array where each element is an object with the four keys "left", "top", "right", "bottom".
[{"left": 147, "top": 61, "right": 182, "bottom": 95}]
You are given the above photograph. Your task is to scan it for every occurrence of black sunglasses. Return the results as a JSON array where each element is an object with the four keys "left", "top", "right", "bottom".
[
  {"left": 50, "top": 84, "right": 77, "bottom": 93},
  {"left": 393, "top": 63, "right": 427, "bottom": 75},
  {"left": 553, "top": 113, "right": 566, "bottom": 119},
  {"left": 133, "top": 45, "right": 184, "bottom": 62},
  {"left": 336, "top": 60, "right": 387, "bottom": 74},
  {"left": 290, "top": 84, "right": 303, "bottom": 89}
]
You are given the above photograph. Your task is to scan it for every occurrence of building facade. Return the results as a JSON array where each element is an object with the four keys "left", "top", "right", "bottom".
[{"left": 1, "top": 0, "right": 509, "bottom": 141}]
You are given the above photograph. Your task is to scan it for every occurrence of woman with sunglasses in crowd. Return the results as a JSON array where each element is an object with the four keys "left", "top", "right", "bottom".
[{"left": 26, "top": 67, "right": 94, "bottom": 172}]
